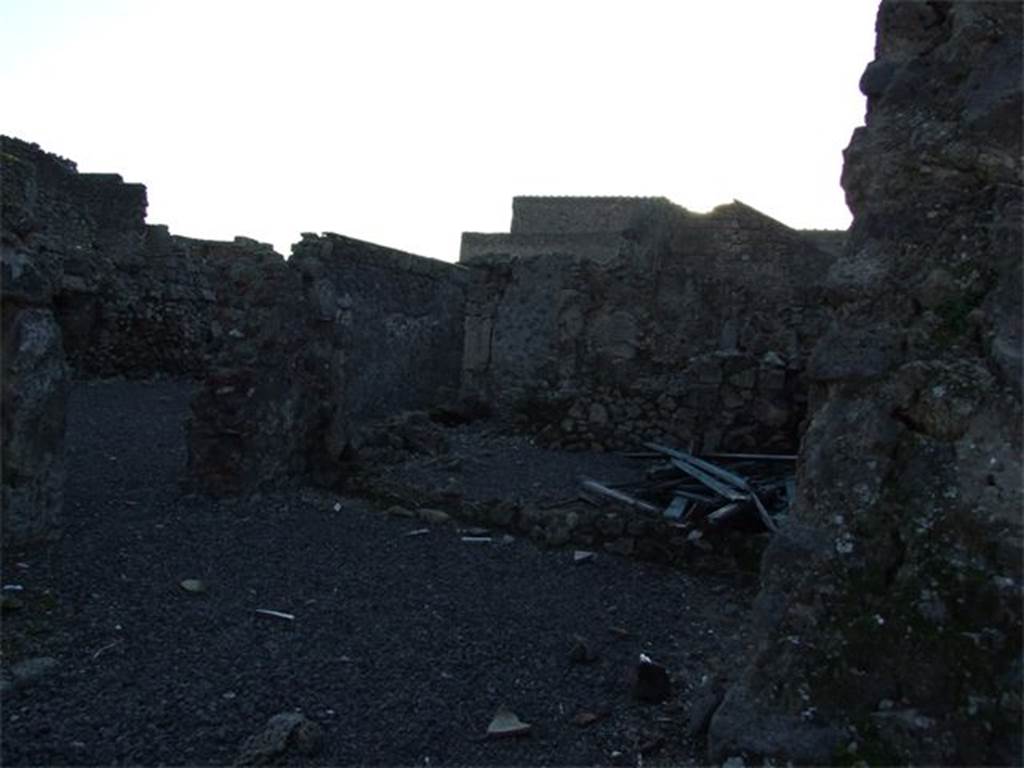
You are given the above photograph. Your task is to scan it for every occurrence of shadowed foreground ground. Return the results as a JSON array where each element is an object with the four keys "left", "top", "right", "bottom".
[{"left": 1, "top": 380, "right": 754, "bottom": 766}]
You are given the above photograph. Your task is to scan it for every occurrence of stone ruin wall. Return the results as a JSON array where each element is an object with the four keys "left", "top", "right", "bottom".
[
  {"left": 291, "top": 233, "right": 467, "bottom": 427},
  {"left": 1, "top": 240, "right": 67, "bottom": 547},
  {"left": 1, "top": 136, "right": 468, "bottom": 532},
  {"left": 4, "top": 5, "right": 1021, "bottom": 763},
  {"left": 710, "top": 2, "right": 1023, "bottom": 764},
  {"left": 461, "top": 197, "right": 838, "bottom": 453},
  {"left": 188, "top": 233, "right": 467, "bottom": 495}
]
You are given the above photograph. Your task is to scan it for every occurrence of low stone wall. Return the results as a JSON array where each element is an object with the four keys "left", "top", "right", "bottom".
[
  {"left": 373, "top": 482, "right": 769, "bottom": 574},
  {"left": 537, "top": 351, "right": 801, "bottom": 452},
  {"left": 461, "top": 199, "right": 834, "bottom": 453}
]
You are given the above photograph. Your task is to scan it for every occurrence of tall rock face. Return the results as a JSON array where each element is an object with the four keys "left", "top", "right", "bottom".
[{"left": 710, "top": 3, "right": 1022, "bottom": 765}]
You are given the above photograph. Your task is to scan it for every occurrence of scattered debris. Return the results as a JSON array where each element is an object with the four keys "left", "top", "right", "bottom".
[
  {"left": 568, "top": 635, "right": 599, "bottom": 664},
  {"left": 417, "top": 508, "right": 452, "bottom": 524},
  {"left": 579, "top": 478, "right": 660, "bottom": 514},
  {"left": 234, "top": 711, "right": 323, "bottom": 765},
  {"left": 686, "top": 680, "right": 725, "bottom": 738},
  {"left": 179, "top": 579, "right": 207, "bottom": 594},
  {"left": 0, "top": 594, "right": 24, "bottom": 612},
  {"left": 572, "top": 710, "right": 609, "bottom": 727},
  {"left": 573, "top": 550, "right": 596, "bottom": 564},
  {"left": 588, "top": 443, "right": 797, "bottom": 534},
  {"left": 254, "top": 609, "right": 295, "bottom": 621},
  {"left": 9, "top": 656, "right": 59, "bottom": 690},
  {"left": 486, "top": 704, "right": 532, "bottom": 738},
  {"left": 92, "top": 639, "right": 122, "bottom": 660},
  {"left": 608, "top": 626, "right": 634, "bottom": 639},
  {"left": 461, "top": 536, "right": 493, "bottom": 543},
  {"left": 638, "top": 734, "right": 665, "bottom": 755},
  {"left": 333, "top": 502, "right": 342, "bottom": 512},
  {"left": 458, "top": 526, "right": 490, "bottom": 537},
  {"left": 632, "top": 653, "right": 672, "bottom": 703},
  {"left": 403, "top": 528, "right": 430, "bottom": 537}
]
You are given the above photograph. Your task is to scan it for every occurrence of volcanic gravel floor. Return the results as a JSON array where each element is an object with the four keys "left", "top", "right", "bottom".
[{"left": 1, "top": 380, "right": 756, "bottom": 766}]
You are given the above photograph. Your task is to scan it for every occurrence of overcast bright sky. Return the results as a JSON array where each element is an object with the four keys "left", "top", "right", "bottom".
[{"left": 1, "top": 0, "right": 878, "bottom": 261}]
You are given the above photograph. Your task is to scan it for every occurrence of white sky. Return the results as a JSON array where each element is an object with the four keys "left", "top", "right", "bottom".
[{"left": 1, "top": 0, "right": 878, "bottom": 261}]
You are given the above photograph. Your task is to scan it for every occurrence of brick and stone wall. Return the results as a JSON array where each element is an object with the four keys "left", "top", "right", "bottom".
[{"left": 461, "top": 198, "right": 837, "bottom": 452}]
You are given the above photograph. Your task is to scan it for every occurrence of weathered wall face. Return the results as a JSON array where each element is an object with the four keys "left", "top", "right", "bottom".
[
  {"left": 2, "top": 138, "right": 467, "bottom": 499},
  {"left": 291, "top": 233, "right": 467, "bottom": 428},
  {"left": 1, "top": 139, "right": 77, "bottom": 546},
  {"left": 185, "top": 240, "right": 348, "bottom": 495},
  {"left": 462, "top": 198, "right": 835, "bottom": 452},
  {"left": 510, "top": 196, "right": 679, "bottom": 235},
  {"left": 1, "top": 250, "right": 69, "bottom": 548},
  {"left": 185, "top": 233, "right": 467, "bottom": 495},
  {"left": 710, "top": 3, "right": 1023, "bottom": 765}
]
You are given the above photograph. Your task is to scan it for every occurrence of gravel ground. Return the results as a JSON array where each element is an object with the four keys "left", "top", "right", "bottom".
[
  {"left": 1, "top": 380, "right": 756, "bottom": 766},
  {"left": 358, "top": 418, "right": 649, "bottom": 515}
]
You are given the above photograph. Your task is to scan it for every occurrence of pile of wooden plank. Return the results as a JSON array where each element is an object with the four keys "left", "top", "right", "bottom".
[{"left": 579, "top": 443, "right": 796, "bottom": 534}]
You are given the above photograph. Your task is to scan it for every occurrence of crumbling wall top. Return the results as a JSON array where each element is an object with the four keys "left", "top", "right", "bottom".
[
  {"left": 510, "top": 196, "right": 681, "bottom": 235},
  {"left": 294, "top": 232, "right": 467, "bottom": 283}
]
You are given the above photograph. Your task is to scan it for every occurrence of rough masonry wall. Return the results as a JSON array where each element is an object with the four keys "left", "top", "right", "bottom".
[
  {"left": 291, "top": 233, "right": 467, "bottom": 429},
  {"left": 185, "top": 240, "right": 349, "bottom": 495},
  {"left": 186, "top": 233, "right": 467, "bottom": 495},
  {"left": 3, "top": 137, "right": 468, "bottom": 499},
  {"left": 1, "top": 136, "right": 216, "bottom": 378},
  {"left": 1, "top": 219, "right": 69, "bottom": 548},
  {"left": 710, "top": 3, "right": 1023, "bottom": 764},
  {"left": 462, "top": 199, "right": 835, "bottom": 452}
]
